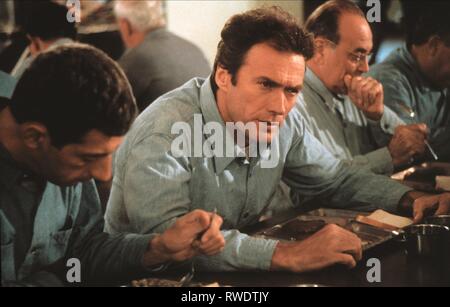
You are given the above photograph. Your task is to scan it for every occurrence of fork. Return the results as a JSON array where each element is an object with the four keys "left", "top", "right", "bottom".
[
  {"left": 179, "top": 262, "right": 195, "bottom": 287},
  {"left": 397, "top": 101, "right": 439, "bottom": 161}
]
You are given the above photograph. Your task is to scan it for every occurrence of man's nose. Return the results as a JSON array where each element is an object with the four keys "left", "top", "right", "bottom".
[
  {"left": 90, "top": 156, "right": 113, "bottom": 182},
  {"left": 358, "top": 58, "right": 370, "bottom": 74},
  {"left": 268, "top": 90, "right": 287, "bottom": 116}
]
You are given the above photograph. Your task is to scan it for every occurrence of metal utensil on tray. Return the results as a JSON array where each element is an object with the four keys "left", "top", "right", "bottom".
[{"left": 397, "top": 101, "right": 438, "bottom": 160}]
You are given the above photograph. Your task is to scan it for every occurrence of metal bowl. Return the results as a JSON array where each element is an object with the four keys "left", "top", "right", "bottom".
[
  {"left": 425, "top": 215, "right": 450, "bottom": 227},
  {"left": 403, "top": 224, "right": 450, "bottom": 257}
]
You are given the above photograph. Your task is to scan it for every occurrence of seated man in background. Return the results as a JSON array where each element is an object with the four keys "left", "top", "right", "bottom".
[
  {"left": 368, "top": 1, "right": 450, "bottom": 161},
  {"left": 105, "top": 7, "right": 450, "bottom": 274},
  {"left": 12, "top": 1, "right": 76, "bottom": 78},
  {"left": 0, "top": 44, "right": 224, "bottom": 286},
  {"left": 296, "top": 0, "right": 427, "bottom": 176},
  {"left": 114, "top": 0, "right": 211, "bottom": 112}
]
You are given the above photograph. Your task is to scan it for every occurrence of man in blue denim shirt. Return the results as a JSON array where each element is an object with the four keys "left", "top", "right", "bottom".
[
  {"left": 368, "top": 2, "right": 450, "bottom": 160},
  {"left": 0, "top": 44, "right": 224, "bottom": 286},
  {"left": 105, "top": 7, "right": 450, "bottom": 274}
]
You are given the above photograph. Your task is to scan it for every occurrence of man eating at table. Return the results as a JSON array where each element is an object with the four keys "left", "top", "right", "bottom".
[
  {"left": 1, "top": 44, "right": 224, "bottom": 286},
  {"left": 105, "top": 7, "right": 450, "bottom": 273},
  {"left": 368, "top": 1, "right": 450, "bottom": 161}
]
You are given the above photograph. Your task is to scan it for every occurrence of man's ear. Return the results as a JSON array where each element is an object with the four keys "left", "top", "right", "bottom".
[
  {"left": 312, "top": 38, "right": 327, "bottom": 64},
  {"left": 119, "top": 18, "right": 133, "bottom": 38},
  {"left": 20, "top": 123, "right": 51, "bottom": 151},
  {"left": 27, "top": 36, "right": 43, "bottom": 57},
  {"left": 215, "top": 66, "right": 232, "bottom": 93}
]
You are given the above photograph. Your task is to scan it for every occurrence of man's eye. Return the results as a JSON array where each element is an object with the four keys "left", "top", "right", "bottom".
[
  {"left": 286, "top": 88, "right": 299, "bottom": 95},
  {"left": 259, "top": 81, "right": 273, "bottom": 88}
]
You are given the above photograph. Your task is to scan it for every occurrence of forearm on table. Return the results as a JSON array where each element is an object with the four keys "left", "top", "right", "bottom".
[{"left": 193, "top": 229, "right": 278, "bottom": 272}]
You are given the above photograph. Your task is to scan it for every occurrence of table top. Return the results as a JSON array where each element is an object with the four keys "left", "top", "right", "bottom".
[
  {"left": 193, "top": 239, "right": 450, "bottom": 287},
  {"left": 192, "top": 206, "right": 450, "bottom": 287},
  {"left": 135, "top": 162, "right": 450, "bottom": 287}
]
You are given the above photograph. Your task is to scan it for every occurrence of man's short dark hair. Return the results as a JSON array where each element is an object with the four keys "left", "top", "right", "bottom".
[
  {"left": 211, "top": 6, "right": 314, "bottom": 93},
  {"left": 402, "top": 1, "right": 450, "bottom": 48},
  {"left": 10, "top": 43, "right": 137, "bottom": 148},
  {"left": 304, "top": 0, "right": 365, "bottom": 44},
  {"left": 22, "top": 1, "right": 77, "bottom": 41}
]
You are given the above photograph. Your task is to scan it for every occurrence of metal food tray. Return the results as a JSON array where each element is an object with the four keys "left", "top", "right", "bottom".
[
  {"left": 123, "top": 277, "right": 222, "bottom": 287},
  {"left": 253, "top": 208, "right": 394, "bottom": 251}
]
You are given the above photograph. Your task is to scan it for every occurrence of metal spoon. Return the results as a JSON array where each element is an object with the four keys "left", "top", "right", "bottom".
[
  {"left": 397, "top": 101, "right": 438, "bottom": 160},
  {"left": 179, "top": 263, "right": 195, "bottom": 287}
]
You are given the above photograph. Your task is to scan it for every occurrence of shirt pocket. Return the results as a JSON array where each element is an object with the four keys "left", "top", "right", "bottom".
[{"left": 1, "top": 241, "right": 16, "bottom": 282}]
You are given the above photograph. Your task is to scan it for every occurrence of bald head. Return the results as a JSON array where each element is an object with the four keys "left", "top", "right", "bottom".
[
  {"left": 305, "top": 0, "right": 366, "bottom": 44},
  {"left": 338, "top": 13, "right": 373, "bottom": 55}
]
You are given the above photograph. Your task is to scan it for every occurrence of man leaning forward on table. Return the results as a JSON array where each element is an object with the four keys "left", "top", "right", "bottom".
[
  {"left": 105, "top": 7, "right": 450, "bottom": 273},
  {"left": 0, "top": 44, "right": 224, "bottom": 286}
]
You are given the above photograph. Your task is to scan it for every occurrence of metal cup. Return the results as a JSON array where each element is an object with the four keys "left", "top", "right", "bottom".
[
  {"left": 425, "top": 215, "right": 450, "bottom": 228},
  {"left": 403, "top": 224, "right": 450, "bottom": 258}
]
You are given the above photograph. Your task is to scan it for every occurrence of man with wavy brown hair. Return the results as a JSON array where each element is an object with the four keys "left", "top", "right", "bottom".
[
  {"left": 1, "top": 44, "right": 224, "bottom": 286},
  {"left": 106, "top": 6, "right": 450, "bottom": 274}
]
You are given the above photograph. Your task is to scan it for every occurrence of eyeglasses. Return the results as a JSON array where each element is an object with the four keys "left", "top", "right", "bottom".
[
  {"left": 347, "top": 51, "right": 373, "bottom": 65},
  {"left": 324, "top": 39, "right": 372, "bottom": 65}
]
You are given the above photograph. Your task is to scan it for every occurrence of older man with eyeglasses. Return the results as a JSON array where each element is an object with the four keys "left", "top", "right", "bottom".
[{"left": 294, "top": 0, "right": 428, "bottom": 177}]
